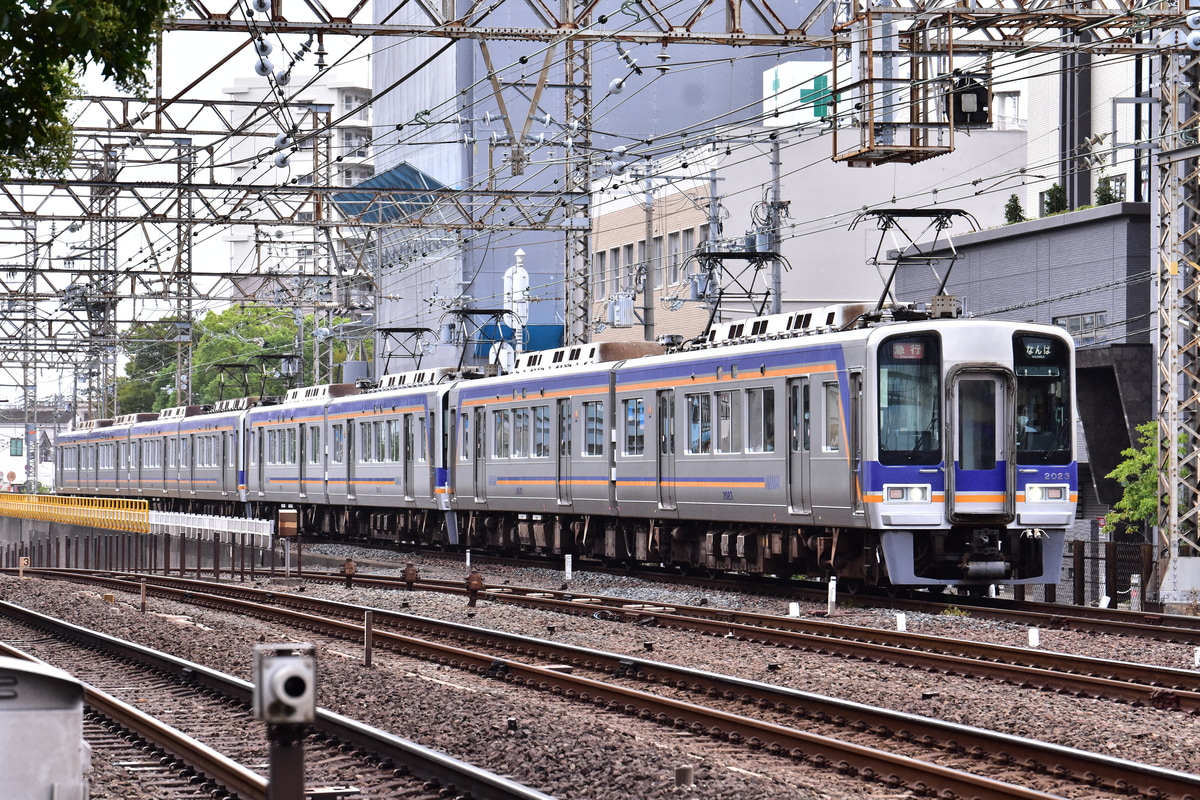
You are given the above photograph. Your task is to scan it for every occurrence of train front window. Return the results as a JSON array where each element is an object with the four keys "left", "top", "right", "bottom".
[
  {"left": 878, "top": 334, "right": 941, "bottom": 466},
  {"left": 1014, "top": 334, "right": 1071, "bottom": 465}
]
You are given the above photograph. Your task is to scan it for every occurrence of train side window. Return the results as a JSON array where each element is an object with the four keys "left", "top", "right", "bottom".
[
  {"left": 824, "top": 382, "right": 841, "bottom": 451},
  {"left": 373, "top": 420, "right": 386, "bottom": 462},
  {"left": 583, "top": 401, "right": 604, "bottom": 456},
  {"left": 332, "top": 424, "right": 345, "bottom": 463},
  {"left": 685, "top": 393, "right": 712, "bottom": 454},
  {"left": 512, "top": 408, "right": 530, "bottom": 458},
  {"left": 560, "top": 401, "right": 573, "bottom": 457},
  {"left": 658, "top": 394, "right": 674, "bottom": 455},
  {"left": 288, "top": 429, "right": 298, "bottom": 465},
  {"left": 387, "top": 419, "right": 400, "bottom": 462},
  {"left": 533, "top": 406, "right": 551, "bottom": 457},
  {"left": 493, "top": 409, "right": 511, "bottom": 458},
  {"left": 417, "top": 415, "right": 427, "bottom": 462},
  {"left": 715, "top": 390, "right": 741, "bottom": 453},
  {"left": 623, "top": 398, "right": 645, "bottom": 456},
  {"left": 359, "top": 422, "right": 372, "bottom": 462},
  {"left": 309, "top": 427, "right": 321, "bottom": 464},
  {"left": 460, "top": 413, "right": 471, "bottom": 460},
  {"left": 749, "top": 387, "right": 775, "bottom": 453}
]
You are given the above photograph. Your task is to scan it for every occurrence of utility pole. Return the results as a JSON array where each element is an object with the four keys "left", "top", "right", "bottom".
[
  {"left": 768, "top": 137, "right": 784, "bottom": 315},
  {"left": 642, "top": 172, "right": 656, "bottom": 341}
]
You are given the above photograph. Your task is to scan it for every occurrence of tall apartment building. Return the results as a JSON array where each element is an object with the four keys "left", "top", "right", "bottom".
[{"left": 222, "top": 72, "right": 375, "bottom": 307}]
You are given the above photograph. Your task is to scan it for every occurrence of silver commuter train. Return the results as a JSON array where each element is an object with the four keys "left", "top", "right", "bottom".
[{"left": 56, "top": 301, "right": 1078, "bottom": 588}]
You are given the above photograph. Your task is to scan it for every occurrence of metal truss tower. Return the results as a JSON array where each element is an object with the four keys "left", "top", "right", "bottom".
[{"left": 1157, "top": 50, "right": 1200, "bottom": 603}]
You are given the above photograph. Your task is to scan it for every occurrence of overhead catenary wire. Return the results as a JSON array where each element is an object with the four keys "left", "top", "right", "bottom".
[{"left": 4, "top": 0, "right": 1173, "bottom": 385}]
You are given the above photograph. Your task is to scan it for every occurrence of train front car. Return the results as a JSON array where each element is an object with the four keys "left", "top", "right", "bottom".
[{"left": 866, "top": 320, "right": 1076, "bottom": 588}]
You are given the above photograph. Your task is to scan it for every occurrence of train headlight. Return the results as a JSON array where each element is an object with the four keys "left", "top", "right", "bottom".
[
  {"left": 1024, "top": 484, "right": 1068, "bottom": 503},
  {"left": 884, "top": 484, "right": 932, "bottom": 504}
]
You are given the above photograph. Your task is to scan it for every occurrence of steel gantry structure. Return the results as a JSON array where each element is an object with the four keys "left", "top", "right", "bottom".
[{"left": 1, "top": 0, "right": 1198, "bottom": 600}]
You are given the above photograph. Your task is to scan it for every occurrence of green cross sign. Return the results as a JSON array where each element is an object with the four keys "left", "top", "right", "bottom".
[{"left": 799, "top": 74, "right": 833, "bottom": 118}]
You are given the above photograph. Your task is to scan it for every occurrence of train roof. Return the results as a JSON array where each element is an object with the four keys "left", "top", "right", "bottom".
[
  {"left": 283, "top": 383, "right": 360, "bottom": 404},
  {"left": 512, "top": 341, "right": 663, "bottom": 373}
]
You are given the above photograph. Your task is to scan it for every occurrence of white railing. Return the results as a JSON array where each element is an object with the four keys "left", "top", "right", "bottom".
[{"left": 149, "top": 511, "right": 274, "bottom": 545}]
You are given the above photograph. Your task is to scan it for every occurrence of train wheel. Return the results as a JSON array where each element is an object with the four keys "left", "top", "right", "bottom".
[{"left": 840, "top": 578, "right": 864, "bottom": 596}]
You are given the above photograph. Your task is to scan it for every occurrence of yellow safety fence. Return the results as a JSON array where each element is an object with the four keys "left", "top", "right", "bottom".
[{"left": 0, "top": 495, "right": 150, "bottom": 533}]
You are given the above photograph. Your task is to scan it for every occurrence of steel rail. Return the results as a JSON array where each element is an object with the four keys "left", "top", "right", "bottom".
[
  {"left": 8, "top": 581, "right": 1066, "bottom": 800},
  {"left": 0, "top": 640, "right": 268, "bottom": 800},
  {"left": 34, "top": 570, "right": 1200, "bottom": 800},
  {"left": 0, "top": 600, "right": 558, "bottom": 800},
  {"left": 46, "top": 568, "right": 1200, "bottom": 708}
]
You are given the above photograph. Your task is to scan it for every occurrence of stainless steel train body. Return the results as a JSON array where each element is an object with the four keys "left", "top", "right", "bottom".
[{"left": 55, "top": 306, "right": 1078, "bottom": 588}]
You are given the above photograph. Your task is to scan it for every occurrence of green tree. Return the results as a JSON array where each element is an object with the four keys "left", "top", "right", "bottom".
[
  {"left": 1095, "top": 176, "right": 1119, "bottom": 206},
  {"left": 1044, "top": 182, "right": 1067, "bottom": 215},
  {"left": 0, "top": 0, "right": 175, "bottom": 177},
  {"left": 191, "top": 305, "right": 302, "bottom": 404},
  {"left": 118, "top": 318, "right": 185, "bottom": 412},
  {"left": 1104, "top": 420, "right": 1187, "bottom": 535},
  {"left": 191, "top": 305, "right": 360, "bottom": 404},
  {"left": 1004, "top": 194, "right": 1025, "bottom": 224},
  {"left": 119, "top": 305, "right": 359, "bottom": 409}
]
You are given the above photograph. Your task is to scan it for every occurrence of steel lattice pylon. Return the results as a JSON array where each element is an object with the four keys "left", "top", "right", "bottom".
[
  {"left": 562, "top": 10, "right": 592, "bottom": 346},
  {"left": 1157, "top": 51, "right": 1200, "bottom": 602}
]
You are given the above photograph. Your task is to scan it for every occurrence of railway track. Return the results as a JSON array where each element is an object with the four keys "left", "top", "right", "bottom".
[
  {"left": 404, "top": 549, "right": 1200, "bottom": 644},
  {"left": 0, "top": 601, "right": 556, "bottom": 800},
  {"left": 17, "top": 568, "right": 1200, "bottom": 800},
  {"left": 241, "top": 568, "right": 1200, "bottom": 712}
]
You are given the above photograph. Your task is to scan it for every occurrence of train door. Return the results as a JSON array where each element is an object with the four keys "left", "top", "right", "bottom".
[
  {"left": 809, "top": 379, "right": 853, "bottom": 519},
  {"left": 297, "top": 424, "right": 308, "bottom": 499},
  {"left": 948, "top": 372, "right": 1012, "bottom": 521},
  {"left": 556, "top": 399, "right": 572, "bottom": 505},
  {"left": 255, "top": 428, "right": 265, "bottom": 497},
  {"left": 656, "top": 389, "right": 676, "bottom": 510},
  {"left": 227, "top": 431, "right": 237, "bottom": 497},
  {"left": 346, "top": 422, "right": 357, "bottom": 501},
  {"left": 473, "top": 408, "right": 487, "bottom": 502},
  {"left": 850, "top": 370, "right": 864, "bottom": 515},
  {"left": 427, "top": 410, "right": 438, "bottom": 499},
  {"left": 117, "top": 441, "right": 126, "bottom": 493},
  {"left": 403, "top": 415, "right": 415, "bottom": 502},
  {"left": 787, "top": 378, "right": 811, "bottom": 514},
  {"left": 187, "top": 434, "right": 196, "bottom": 495}
]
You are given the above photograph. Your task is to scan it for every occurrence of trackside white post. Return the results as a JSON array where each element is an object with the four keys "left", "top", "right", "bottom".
[
  {"left": 466, "top": 548, "right": 471, "bottom": 569},
  {"left": 788, "top": 602, "right": 800, "bottom": 617},
  {"left": 896, "top": 613, "right": 906, "bottom": 631},
  {"left": 827, "top": 577, "right": 837, "bottom": 615},
  {"left": 1029, "top": 627, "right": 1040, "bottom": 648},
  {"left": 564, "top": 554, "right": 572, "bottom": 581},
  {"left": 1194, "top": 647, "right": 1200, "bottom": 669},
  {"left": 1099, "top": 595, "right": 1111, "bottom": 608}
]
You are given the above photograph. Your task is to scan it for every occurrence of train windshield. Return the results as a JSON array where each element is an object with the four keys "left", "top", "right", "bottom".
[
  {"left": 878, "top": 334, "right": 941, "bottom": 465},
  {"left": 1014, "top": 334, "right": 1072, "bottom": 465}
]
